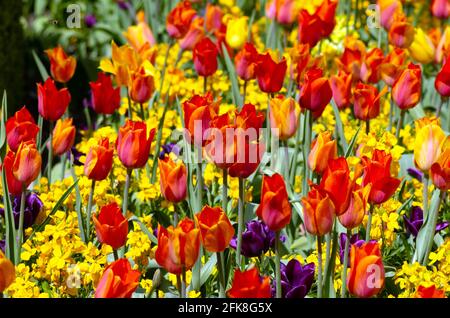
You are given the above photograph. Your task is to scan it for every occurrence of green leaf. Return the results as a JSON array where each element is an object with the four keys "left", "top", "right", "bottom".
[
  {"left": 28, "top": 179, "right": 79, "bottom": 242},
  {"left": 129, "top": 216, "right": 158, "bottom": 244},
  {"left": 345, "top": 126, "right": 361, "bottom": 158},
  {"left": 1, "top": 163, "right": 16, "bottom": 263},
  {"left": 32, "top": 50, "right": 49, "bottom": 81},
  {"left": 331, "top": 101, "right": 348, "bottom": 154},
  {"left": 221, "top": 43, "right": 243, "bottom": 107},
  {"left": 0, "top": 91, "right": 7, "bottom": 156}
]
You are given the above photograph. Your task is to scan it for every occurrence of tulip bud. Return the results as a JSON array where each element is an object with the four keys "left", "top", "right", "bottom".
[
  {"left": 5, "top": 107, "right": 39, "bottom": 152},
  {"left": 158, "top": 156, "right": 187, "bottom": 203},
  {"left": 37, "top": 78, "right": 71, "bottom": 122},
  {"left": 12, "top": 141, "right": 42, "bottom": 189},
  {"left": 84, "top": 138, "right": 114, "bottom": 181},
  {"left": 45, "top": 46, "right": 77, "bottom": 83},
  {"left": 301, "top": 185, "right": 335, "bottom": 236},
  {"left": 93, "top": 202, "right": 129, "bottom": 249},
  {"left": 195, "top": 206, "right": 235, "bottom": 252},
  {"left": 308, "top": 131, "right": 337, "bottom": 174},
  {"left": 52, "top": 118, "right": 76, "bottom": 156}
]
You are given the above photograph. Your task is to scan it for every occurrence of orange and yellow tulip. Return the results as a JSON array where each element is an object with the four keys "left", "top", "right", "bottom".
[
  {"left": 414, "top": 120, "right": 447, "bottom": 171},
  {"left": 52, "top": 118, "right": 76, "bottom": 156},
  {"left": 158, "top": 156, "right": 187, "bottom": 203},
  {"left": 84, "top": 138, "right": 114, "bottom": 181},
  {"left": 0, "top": 250, "right": 15, "bottom": 293},
  {"left": 308, "top": 131, "right": 337, "bottom": 175},
  {"left": 12, "top": 141, "right": 42, "bottom": 189},
  {"left": 45, "top": 46, "right": 77, "bottom": 83},
  {"left": 93, "top": 202, "right": 129, "bottom": 250},
  {"left": 338, "top": 184, "right": 371, "bottom": 229},
  {"left": 117, "top": 120, "right": 155, "bottom": 169},
  {"left": 269, "top": 95, "right": 300, "bottom": 141},
  {"left": 195, "top": 206, "right": 235, "bottom": 252},
  {"left": 301, "top": 185, "right": 335, "bottom": 236},
  {"left": 95, "top": 258, "right": 140, "bottom": 298}
]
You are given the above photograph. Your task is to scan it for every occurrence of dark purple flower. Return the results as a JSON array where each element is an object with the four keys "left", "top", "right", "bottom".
[
  {"left": 339, "top": 233, "right": 364, "bottom": 265},
  {"left": 0, "top": 239, "right": 5, "bottom": 253},
  {"left": 159, "top": 143, "right": 181, "bottom": 159},
  {"left": 403, "top": 206, "right": 449, "bottom": 238},
  {"left": 230, "top": 220, "right": 284, "bottom": 257},
  {"left": 85, "top": 14, "right": 97, "bottom": 28},
  {"left": 0, "top": 192, "right": 43, "bottom": 230},
  {"left": 407, "top": 168, "right": 423, "bottom": 182},
  {"left": 272, "top": 259, "right": 315, "bottom": 298},
  {"left": 117, "top": 0, "right": 130, "bottom": 10},
  {"left": 70, "top": 147, "right": 85, "bottom": 166}
]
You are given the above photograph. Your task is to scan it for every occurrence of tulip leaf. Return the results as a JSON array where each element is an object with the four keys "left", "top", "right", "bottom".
[
  {"left": 344, "top": 126, "right": 360, "bottom": 158},
  {"left": 408, "top": 104, "right": 425, "bottom": 121},
  {"left": 1, "top": 162, "right": 16, "bottom": 263},
  {"left": 32, "top": 49, "right": 49, "bottom": 81},
  {"left": 28, "top": 179, "right": 79, "bottom": 242},
  {"left": 187, "top": 253, "right": 217, "bottom": 292},
  {"left": 331, "top": 101, "right": 348, "bottom": 154},
  {"left": 129, "top": 216, "right": 158, "bottom": 244},
  {"left": 0, "top": 91, "right": 7, "bottom": 156},
  {"left": 221, "top": 43, "right": 243, "bottom": 108}
]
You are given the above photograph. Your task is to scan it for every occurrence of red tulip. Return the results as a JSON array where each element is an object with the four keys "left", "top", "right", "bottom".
[
  {"left": 0, "top": 151, "right": 23, "bottom": 196},
  {"left": 37, "top": 78, "right": 71, "bottom": 122},
  {"left": 235, "top": 43, "right": 259, "bottom": 81},
  {"left": 84, "top": 138, "right": 114, "bottom": 181},
  {"left": 392, "top": 63, "right": 422, "bottom": 110},
  {"left": 361, "top": 149, "right": 401, "bottom": 205},
  {"left": 256, "top": 53, "right": 287, "bottom": 93},
  {"left": 193, "top": 37, "right": 219, "bottom": 77},
  {"left": 93, "top": 202, "right": 129, "bottom": 249},
  {"left": 299, "top": 68, "right": 332, "bottom": 118},
  {"left": 256, "top": 173, "right": 292, "bottom": 232},
  {"left": 90, "top": 73, "right": 121, "bottom": 115},
  {"left": 360, "top": 48, "right": 384, "bottom": 84},
  {"left": 415, "top": 284, "right": 446, "bottom": 298},
  {"left": 297, "top": 10, "right": 324, "bottom": 48},
  {"left": 330, "top": 71, "right": 352, "bottom": 109},
  {"left": 166, "top": 0, "right": 196, "bottom": 39},
  {"left": 353, "top": 83, "right": 387, "bottom": 121},
  {"left": 435, "top": 58, "right": 450, "bottom": 97},
  {"left": 95, "top": 259, "right": 140, "bottom": 298},
  {"left": 5, "top": 107, "right": 39, "bottom": 152},
  {"left": 12, "top": 141, "right": 42, "bottom": 189},
  {"left": 227, "top": 267, "right": 271, "bottom": 298}
]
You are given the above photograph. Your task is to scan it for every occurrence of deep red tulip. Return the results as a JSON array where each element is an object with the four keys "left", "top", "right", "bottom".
[
  {"left": 90, "top": 73, "right": 121, "bottom": 115},
  {"left": 5, "top": 107, "right": 39, "bottom": 152},
  {"left": 255, "top": 53, "right": 287, "bottom": 93},
  {"left": 299, "top": 68, "right": 332, "bottom": 118},
  {"left": 37, "top": 78, "right": 71, "bottom": 122},
  {"left": 193, "top": 37, "right": 219, "bottom": 77}
]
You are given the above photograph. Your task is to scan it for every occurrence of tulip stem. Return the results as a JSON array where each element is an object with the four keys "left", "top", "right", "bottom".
[
  {"left": 236, "top": 178, "right": 245, "bottom": 268},
  {"left": 302, "top": 111, "right": 313, "bottom": 197},
  {"left": 86, "top": 180, "right": 96, "bottom": 240},
  {"left": 242, "top": 80, "right": 247, "bottom": 104},
  {"left": 159, "top": 40, "right": 174, "bottom": 94},
  {"left": 113, "top": 249, "right": 119, "bottom": 261},
  {"left": 126, "top": 87, "right": 132, "bottom": 118},
  {"left": 123, "top": 169, "right": 132, "bottom": 216},
  {"left": 222, "top": 169, "right": 228, "bottom": 214},
  {"left": 60, "top": 153, "right": 66, "bottom": 180},
  {"left": 48, "top": 121, "right": 54, "bottom": 185},
  {"left": 365, "top": 119, "right": 370, "bottom": 135},
  {"left": 340, "top": 229, "right": 351, "bottom": 298},
  {"left": 388, "top": 94, "right": 394, "bottom": 131},
  {"left": 395, "top": 109, "right": 405, "bottom": 140},
  {"left": 366, "top": 204, "right": 374, "bottom": 242},
  {"left": 422, "top": 175, "right": 429, "bottom": 218},
  {"left": 16, "top": 185, "right": 26, "bottom": 262},
  {"left": 139, "top": 103, "right": 145, "bottom": 121},
  {"left": 181, "top": 267, "right": 187, "bottom": 298},
  {"left": 197, "top": 162, "right": 203, "bottom": 206},
  {"left": 203, "top": 76, "right": 208, "bottom": 94},
  {"left": 283, "top": 141, "right": 289, "bottom": 181},
  {"left": 216, "top": 252, "right": 226, "bottom": 298},
  {"left": 275, "top": 231, "right": 282, "bottom": 298},
  {"left": 317, "top": 235, "right": 323, "bottom": 298}
]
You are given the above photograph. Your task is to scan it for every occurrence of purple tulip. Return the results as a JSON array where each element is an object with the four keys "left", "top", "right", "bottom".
[
  {"left": 0, "top": 192, "right": 43, "bottom": 230},
  {"left": 159, "top": 143, "right": 181, "bottom": 159},
  {"left": 85, "top": 14, "right": 97, "bottom": 28},
  {"left": 407, "top": 168, "right": 423, "bottom": 182},
  {"left": 230, "top": 220, "right": 284, "bottom": 257},
  {"left": 339, "top": 233, "right": 364, "bottom": 265},
  {"left": 0, "top": 240, "right": 5, "bottom": 253},
  {"left": 117, "top": 0, "right": 130, "bottom": 10},
  {"left": 404, "top": 206, "right": 449, "bottom": 238},
  {"left": 272, "top": 259, "right": 315, "bottom": 298},
  {"left": 70, "top": 147, "right": 85, "bottom": 166}
]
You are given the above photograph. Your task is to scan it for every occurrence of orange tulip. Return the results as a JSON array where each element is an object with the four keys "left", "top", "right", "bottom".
[
  {"left": 388, "top": 13, "right": 415, "bottom": 49},
  {"left": 12, "top": 141, "right": 42, "bottom": 189},
  {"left": 299, "top": 68, "right": 332, "bottom": 119},
  {"left": 415, "top": 284, "right": 446, "bottom": 298},
  {"left": 205, "top": 3, "right": 223, "bottom": 32},
  {"left": 93, "top": 202, "right": 129, "bottom": 249},
  {"left": 84, "top": 138, "right": 114, "bottom": 181},
  {"left": 158, "top": 156, "right": 187, "bottom": 203},
  {"left": 0, "top": 151, "right": 23, "bottom": 196},
  {"left": 179, "top": 17, "right": 205, "bottom": 51},
  {"left": 195, "top": 206, "right": 235, "bottom": 252},
  {"left": 431, "top": 148, "right": 450, "bottom": 191},
  {"left": 227, "top": 267, "right": 271, "bottom": 298},
  {"left": 256, "top": 173, "right": 291, "bottom": 232},
  {"left": 435, "top": 58, "right": 450, "bottom": 97},
  {"left": 347, "top": 241, "right": 385, "bottom": 298},
  {"left": 37, "top": 78, "right": 71, "bottom": 122},
  {"left": 183, "top": 93, "right": 220, "bottom": 147},
  {"left": 360, "top": 48, "right": 384, "bottom": 84},
  {"left": 336, "top": 37, "right": 365, "bottom": 81},
  {"left": 235, "top": 43, "right": 259, "bottom": 81},
  {"left": 392, "top": 63, "right": 422, "bottom": 110},
  {"left": 123, "top": 13, "right": 155, "bottom": 51},
  {"left": 338, "top": 184, "right": 371, "bottom": 229},
  {"left": 353, "top": 82, "right": 386, "bottom": 121},
  {"left": 361, "top": 149, "right": 401, "bottom": 205},
  {"left": 5, "top": 106, "right": 39, "bottom": 152},
  {"left": 95, "top": 259, "right": 140, "bottom": 298},
  {"left": 380, "top": 48, "right": 407, "bottom": 87},
  {"left": 99, "top": 41, "right": 139, "bottom": 87},
  {"left": 290, "top": 43, "right": 311, "bottom": 84},
  {"left": 269, "top": 95, "right": 300, "bottom": 141},
  {"left": 308, "top": 131, "right": 337, "bottom": 174},
  {"left": 129, "top": 66, "right": 155, "bottom": 104},
  {"left": 378, "top": 0, "right": 403, "bottom": 30},
  {"left": 256, "top": 52, "right": 287, "bottom": 93},
  {"left": 319, "top": 157, "right": 353, "bottom": 215},
  {"left": 117, "top": 120, "right": 155, "bottom": 169},
  {"left": 301, "top": 185, "right": 335, "bottom": 236},
  {"left": 45, "top": 46, "right": 77, "bottom": 83},
  {"left": 330, "top": 71, "right": 352, "bottom": 109},
  {"left": 155, "top": 218, "right": 200, "bottom": 274},
  {"left": 0, "top": 250, "right": 15, "bottom": 293},
  {"left": 52, "top": 118, "right": 76, "bottom": 156},
  {"left": 166, "top": 0, "right": 197, "bottom": 39}
]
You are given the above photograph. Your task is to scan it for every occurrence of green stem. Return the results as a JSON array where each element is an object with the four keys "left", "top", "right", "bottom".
[
  {"left": 123, "top": 169, "right": 132, "bottom": 216},
  {"left": 181, "top": 267, "right": 187, "bottom": 298},
  {"left": 242, "top": 80, "right": 247, "bottom": 104},
  {"left": 421, "top": 191, "right": 446, "bottom": 265},
  {"left": 236, "top": 178, "right": 245, "bottom": 267},
  {"left": 216, "top": 252, "right": 226, "bottom": 298},
  {"left": 284, "top": 140, "right": 289, "bottom": 181},
  {"left": 275, "top": 231, "right": 282, "bottom": 298},
  {"left": 388, "top": 94, "right": 394, "bottom": 131},
  {"left": 159, "top": 40, "right": 174, "bottom": 94},
  {"left": 366, "top": 204, "right": 374, "bottom": 242},
  {"left": 395, "top": 109, "right": 405, "bottom": 140},
  {"left": 113, "top": 249, "right": 119, "bottom": 261},
  {"left": 366, "top": 119, "right": 370, "bottom": 135},
  {"left": 317, "top": 235, "right": 323, "bottom": 298},
  {"left": 60, "top": 153, "right": 66, "bottom": 180},
  {"left": 203, "top": 76, "right": 208, "bottom": 94},
  {"left": 302, "top": 111, "right": 312, "bottom": 197},
  {"left": 422, "top": 175, "right": 429, "bottom": 218},
  {"left": 48, "top": 121, "right": 54, "bottom": 184},
  {"left": 340, "top": 229, "right": 351, "bottom": 298},
  {"left": 197, "top": 162, "right": 203, "bottom": 206},
  {"left": 70, "top": 163, "right": 86, "bottom": 243},
  {"left": 126, "top": 87, "right": 132, "bottom": 118},
  {"left": 86, "top": 180, "right": 96, "bottom": 240},
  {"left": 222, "top": 169, "right": 228, "bottom": 214},
  {"left": 140, "top": 103, "right": 145, "bottom": 121},
  {"left": 16, "top": 185, "right": 26, "bottom": 262}
]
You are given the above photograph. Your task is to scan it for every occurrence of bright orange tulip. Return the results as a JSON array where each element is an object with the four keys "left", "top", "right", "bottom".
[
  {"left": 353, "top": 82, "right": 386, "bottom": 121},
  {"left": 84, "top": 138, "right": 114, "bottom": 181},
  {"left": 166, "top": 0, "right": 197, "bottom": 39},
  {"left": 0, "top": 250, "right": 15, "bottom": 293},
  {"left": 93, "top": 202, "right": 129, "bottom": 250},
  {"left": 129, "top": 66, "right": 155, "bottom": 104},
  {"left": 338, "top": 184, "right": 371, "bottom": 229},
  {"left": 5, "top": 106, "right": 39, "bottom": 152},
  {"left": 388, "top": 13, "right": 415, "bottom": 49},
  {"left": 45, "top": 46, "right": 77, "bottom": 83},
  {"left": 392, "top": 63, "right": 422, "bottom": 110},
  {"left": 95, "top": 259, "right": 140, "bottom": 298},
  {"left": 52, "top": 118, "right": 76, "bottom": 156},
  {"left": 195, "top": 206, "right": 235, "bottom": 252},
  {"left": 256, "top": 173, "right": 291, "bottom": 232},
  {"left": 308, "top": 131, "right": 337, "bottom": 175},
  {"left": 116, "top": 120, "right": 155, "bottom": 169},
  {"left": 431, "top": 148, "right": 450, "bottom": 190},
  {"left": 155, "top": 218, "right": 200, "bottom": 274},
  {"left": 269, "top": 95, "right": 300, "bottom": 141},
  {"left": 330, "top": 70, "right": 352, "bottom": 109},
  {"left": 0, "top": 151, "right": 23, "bottom": 196},
  {"left": 227, "top": 267, "right": 271, "bottom": 298},
  {"left": 360, "top": 48, "right": 384, "bottom": 84},
  {"left": 415, "top": 284, "right": 446, "bottom": 298},
  {"left": 347, "top": 241, "right": 385, "bottom": 298},
  {"left": 158, "top": 156, "right": 187, "bottom": 203},
  {"left": 380, "top": 48, "right": 407, "bottom": 87},
  {"left": 299, "top": 68, "right": 332, "bottom": 118},
  {"left": 301, "top": 185, "right": 335, "bottom": 236},
  {"left": 361, "top": 149, "right": 401, "bottom": 205},
  {"left": 12, "top": 141, "right": 42, "bottom": 189}
]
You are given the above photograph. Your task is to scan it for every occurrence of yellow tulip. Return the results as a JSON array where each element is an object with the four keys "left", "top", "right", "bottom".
[
  {"left": 269, "top": 95, "right": 300, "bottom": 141},
  {"left": 225, "top": 17, "right": 248, "bottom": 50},
  {"left": 414, "top": 120, "right": 447, "bottom": 171},
  {"left": 408, "top": 28, "right": 436, "bottom": 64},
  {"left": 0, "top": 250, "right": 15, "bottom": 292}
]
